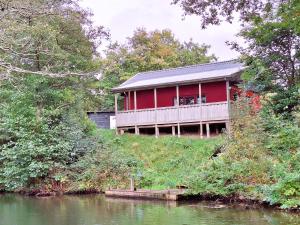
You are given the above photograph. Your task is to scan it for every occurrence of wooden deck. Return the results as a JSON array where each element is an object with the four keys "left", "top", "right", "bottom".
[
  {"left": 116, "top": 101, "right": 229, "bottom": 127},
  {"left": 105, "top": 189, "right": 187, "bottom": 201}
]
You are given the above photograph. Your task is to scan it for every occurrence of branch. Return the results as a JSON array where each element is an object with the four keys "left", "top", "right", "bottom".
[{"left": 0, "top": 61, "right": 100, "bottom": 79}]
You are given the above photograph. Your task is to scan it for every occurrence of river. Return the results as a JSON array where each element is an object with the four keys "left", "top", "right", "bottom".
[{"left": 0, "top": 194, "right": 299, "bottom": 225}]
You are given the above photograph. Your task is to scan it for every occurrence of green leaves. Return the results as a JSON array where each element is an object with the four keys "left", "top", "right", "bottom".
[
  {"left": 0, "top": 74, "right": 98, "bottom": 191},
  {"left": 99, "top": 28, "right": 216, "bottom": 110}
]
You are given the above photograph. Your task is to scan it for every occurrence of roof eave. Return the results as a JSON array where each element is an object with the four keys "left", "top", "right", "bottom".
[{"left": 112, "top": 72, "right": 242, "bottom": 93}]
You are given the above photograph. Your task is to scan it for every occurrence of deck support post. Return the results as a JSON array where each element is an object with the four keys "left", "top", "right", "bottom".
[
  {"left": 135, "top": 126, "right": 139, "bottom": 135},
  {"left": 226, "top": 122, "right": 230, "bottom": 134},
  {"left": 155, "top": 125, "right": 159, "bottom": 138},
  {"left": 200, "top": 123, "right": 203, "bottom": 139},
  {"left": 177, "top": 123, "right": 181, "bottom": 137},
  {"left": 172, "top": 126, "right": 176, "bottom": 136},
  {"left": 206, "top": 123, "right": 210, "bottom": 138}
]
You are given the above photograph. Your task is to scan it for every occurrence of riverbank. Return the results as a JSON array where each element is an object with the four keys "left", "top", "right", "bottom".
[
  {"left": 1, "top": 190, "right": 299, "bottom": 213},
  {"left": 1, "top": 129, "right": 299, "bottom": 210}
]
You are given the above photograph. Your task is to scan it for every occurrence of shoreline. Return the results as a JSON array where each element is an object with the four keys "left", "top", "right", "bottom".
[{"left": 1, "top": 190, "right": 299, "bottom": 212}]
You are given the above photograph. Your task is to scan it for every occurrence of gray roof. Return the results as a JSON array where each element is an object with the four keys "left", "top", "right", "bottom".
[{"left": 112, "top": 60, "right": 244, "bottom": 92}]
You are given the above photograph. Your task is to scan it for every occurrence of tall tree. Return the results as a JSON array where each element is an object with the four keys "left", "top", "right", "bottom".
[
  {"left": 0, "top": 0, "right": 109, "bottom": 78},
  {"left": 99, "top": 28, "right": 216, "bottom": 110},
  {"left": 0, "top": 0, "right": 108, "bottom": 191},
  {"left": 174, "top": 0, "right": 300, "bottom": 117}
]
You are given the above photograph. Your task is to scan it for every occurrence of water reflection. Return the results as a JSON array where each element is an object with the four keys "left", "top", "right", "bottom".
[{"left": 0, "top": 194, "right": 299, "bottom": 225}]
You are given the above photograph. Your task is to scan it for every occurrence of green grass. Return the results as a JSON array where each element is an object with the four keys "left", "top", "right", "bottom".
[{"left": 100, "top": 129, "right": 223, "bottom": 190}]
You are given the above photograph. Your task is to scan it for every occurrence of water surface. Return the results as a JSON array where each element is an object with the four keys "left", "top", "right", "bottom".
[{"left": 0, "top": 194, "right": 299, "bottom": 225}]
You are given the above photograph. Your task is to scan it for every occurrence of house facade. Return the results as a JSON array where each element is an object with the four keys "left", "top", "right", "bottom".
[{"left": 112, "top": 60, "right": 244, "bottom": 138}]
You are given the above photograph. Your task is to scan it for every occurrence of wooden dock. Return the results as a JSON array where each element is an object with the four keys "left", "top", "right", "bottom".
[{"left": 105, "top": 189, "right": 187, "bottom": 201}]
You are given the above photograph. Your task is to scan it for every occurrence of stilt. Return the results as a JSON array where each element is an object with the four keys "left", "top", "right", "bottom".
[
  {"left": 177, "top": 123, "right": 181, "bottom": 137},
  {"left": 155, "top": 125, "right": 159, "bottom": 138},
  {"left": 206, "top": 123, "right": 210, "bottom": 138},
  {"left": 226, "top": 122, "right": 230, "bottom": 134},
  {"left": 135, "top": 126, "right": 139, "bottom": 135},
  {"left": 172, "top": 126, "right": 176, "bottom": 136},
  {"left": 200, "top": 123, "right": 204, "bottom": 139}
]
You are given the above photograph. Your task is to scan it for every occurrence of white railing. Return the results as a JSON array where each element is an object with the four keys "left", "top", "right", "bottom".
[{"left": 116, "top": 102, "right": 229, "bottom": 127}]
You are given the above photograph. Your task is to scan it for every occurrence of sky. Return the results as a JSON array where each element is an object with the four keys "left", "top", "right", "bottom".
[{"left": 80, "top": 0, "right": 244, "bottom": 61}]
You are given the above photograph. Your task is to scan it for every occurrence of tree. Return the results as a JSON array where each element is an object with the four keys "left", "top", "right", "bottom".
[
  {"left": 0, "top": 0, "right": 109, "bottom": 78},
  {"left": 174, "top": 0, "right": 300, "bottom": 117},
  {"left": 99, "top": 28, "right": 216, "bottom": 110},
  {"left": 0, "top": 0, "right": 108, "bottom": 192},
  {"left": 172, "top": 0, "right": 283, "bottom": 28}
]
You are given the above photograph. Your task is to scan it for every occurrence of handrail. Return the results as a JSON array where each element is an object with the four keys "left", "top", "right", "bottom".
[{"left": 117, "top": 101, "right": 228, "bottom": 114}]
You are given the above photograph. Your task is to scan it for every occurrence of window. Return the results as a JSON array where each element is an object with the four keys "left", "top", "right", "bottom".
[
  {"left": 197, "top": 95, "right": 207, "bottom": 104},
  {"left": 179, "top": 96, "right": 196, "bottom": 105}
]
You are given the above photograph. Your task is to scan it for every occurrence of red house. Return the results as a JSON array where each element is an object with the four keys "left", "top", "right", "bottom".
[{"left": 112, "top": 60, "right": 245, "bottom": 137}]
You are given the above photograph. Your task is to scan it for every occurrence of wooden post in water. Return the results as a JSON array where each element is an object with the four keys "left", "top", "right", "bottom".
[{"left": 130, "top": 177, "right": 135, "bottom": 191}]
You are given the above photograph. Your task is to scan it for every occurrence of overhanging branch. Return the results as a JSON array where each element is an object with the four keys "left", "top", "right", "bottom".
[{"left": 0, "top": 61, "right": 100, "bottom": 79}]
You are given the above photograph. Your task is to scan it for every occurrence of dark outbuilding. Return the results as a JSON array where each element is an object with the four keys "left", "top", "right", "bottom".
[{"left": 87, "top": 111, "right": 115, "bottom": 129}]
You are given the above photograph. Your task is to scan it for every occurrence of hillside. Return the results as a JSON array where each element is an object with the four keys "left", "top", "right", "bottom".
[{"left": 100, "top": 130, "right": 223, "bottom": 190}]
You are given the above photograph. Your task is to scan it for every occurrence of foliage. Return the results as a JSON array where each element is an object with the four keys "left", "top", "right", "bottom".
[
  {"left": 173, "top": 0, "right": 277, "bottom": 28},
  {"left": 0, "top": 0, "right": 109, "bottom": 78},
  {"left": 0, "top": 75, "right": 96, "bottom": 191},
  {"left": 175, "top": 0, "right": 300, "bottom": 117},
  {"left": 237, "top": 0, "right": 300, "bottom": 91},
  {"left": 0, "top": 0, "right": 109, "bottom": 191},
  {"left": 67, "top": 134, "right": 136, "bottom": 192},
  {"left": 99, "top": 28, "right": 216, "bottom": 110},
  {"left": 186, "top": 97, "right": 300, "bottom": 208}
]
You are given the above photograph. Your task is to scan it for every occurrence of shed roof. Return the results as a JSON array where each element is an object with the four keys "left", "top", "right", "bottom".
[{"left": 112, "top": 60, "right": 244, "bottom": 92}]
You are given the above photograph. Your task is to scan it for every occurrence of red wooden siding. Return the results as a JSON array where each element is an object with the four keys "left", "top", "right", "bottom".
[
  {"left": 202, "top": 81, "right": 226, "bottom": 103},
  {"left": 137, "top": 89, "right": 154, "bottom": 109},
  {"left": 157, "top": 87, "right": 176, "bottom": 107},
  {"left": 123, "top": 81, "right": 228, "bottom": 110},
  {"left": 179, "top": 84, "right": 199, "bottom": 103}
]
